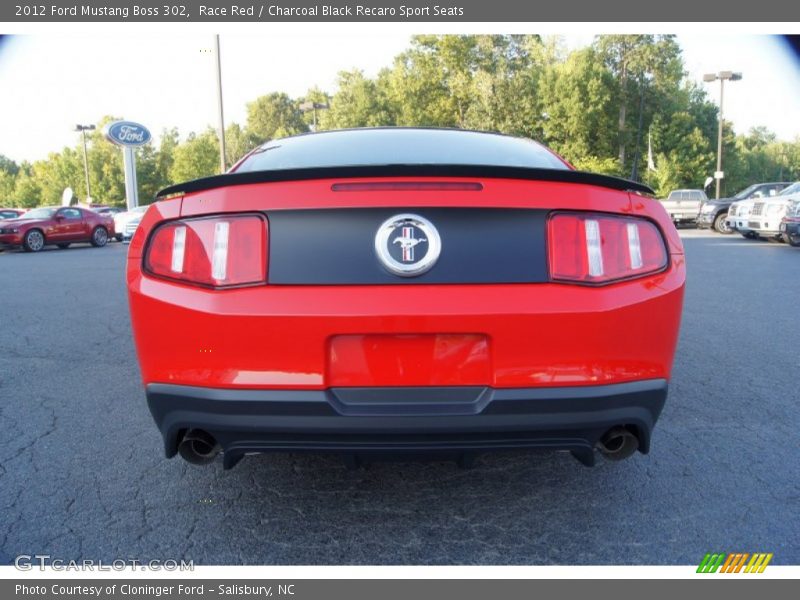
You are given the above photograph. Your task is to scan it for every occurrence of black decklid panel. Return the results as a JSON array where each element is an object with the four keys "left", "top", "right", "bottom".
[{"left": 267, "top": 208, "right": 548, "bottom": 285}]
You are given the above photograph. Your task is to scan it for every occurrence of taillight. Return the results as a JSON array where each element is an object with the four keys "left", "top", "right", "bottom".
[
  {"left": 548, "top": 212, "right": 667, "bottom": 284},
  {"left": 144, "top": 214, "right": 267, "bottom": 288}
]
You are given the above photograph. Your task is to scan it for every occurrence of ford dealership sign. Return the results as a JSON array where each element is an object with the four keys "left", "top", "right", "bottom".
[{"left": 104, "top": 121, "right": 151, "bottom": 147}]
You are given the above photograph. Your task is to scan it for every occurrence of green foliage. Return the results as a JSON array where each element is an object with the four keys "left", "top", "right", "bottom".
[
  {"left": 322, "top": 70, "right": 392, "bottom": 129},
  {"left": 224, "top": 122, "right": 257, "bottom": 167},
  {"left": 539, "top": 48, "right": 618, "bottom": 164},
  {"left": 0, "top": 154, "right": 19, "bottom": 177},
  {"left": 246, "top": 92, "right": 308, "bottom": 141},
  {"left": 645, "top": 111, "right": 716, "bottom": 195},
  {"left": 0, "top": 170, "right": 17, "bottom": 204},
  {"left": 2, "top": 35, "right": 799, "bottom": 208},
  {"left": 169, "top": 129, "right": 221, "bottom": 183},
  {"left": 11, "top": 164, "right": 43, "bottom": 208}
]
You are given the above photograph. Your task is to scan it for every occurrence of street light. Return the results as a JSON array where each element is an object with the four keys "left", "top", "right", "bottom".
[
  {"left": 213, "top": 35, "right": 227, "bottom": 173},
  {"left": 299, "top": 101, "right": 330, "bottom": 131},
  {"left": 74, "top": 124, "right": 95, "bottom": 203},
  {"left": 703, "top": 71, "right": 742, "bottom": 199}
]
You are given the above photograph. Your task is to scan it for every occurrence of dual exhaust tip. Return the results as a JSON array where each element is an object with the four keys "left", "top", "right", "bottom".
[
  {"left": 178, "top": 429, "right": 221, "bottom": 466},
  {"left": 176, "top": 426, "right": 641, "bottom": 466},
  {"left": 596, "top": 427, "right": 640, "bottom": 461}
]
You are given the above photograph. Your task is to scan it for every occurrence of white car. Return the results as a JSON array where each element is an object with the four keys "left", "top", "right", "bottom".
[
  {"left": 746, "top": 182, "right": 800, "bottom": 240},
  {"left": 113, "top": 206, "right": 148, "bottom": 242},
  {"left": 726, "top": 198, "right": 757, "bottom": 237},
  {"left": 122, "top": 215, "right": 144, "bottom": 244}
]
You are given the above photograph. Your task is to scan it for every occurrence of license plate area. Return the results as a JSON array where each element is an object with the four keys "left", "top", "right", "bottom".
[{"left": 327, "top": 334, "right": 492, "bottom": 387}]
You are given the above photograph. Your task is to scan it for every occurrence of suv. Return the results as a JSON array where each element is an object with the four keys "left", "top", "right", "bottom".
[
  {"left": 660, "top": 189, "right": 708, "bottom": 226},
  {"left": 697, "top": 182, "right": 791, "bottom": 234}
]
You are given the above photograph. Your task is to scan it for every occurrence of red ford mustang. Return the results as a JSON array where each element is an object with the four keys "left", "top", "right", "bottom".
[
  {"left": 127, "top": 128, "right": 685, "bottom": 469},
  {"left": 0, "top": 206, "right": 114, "bottom": 251}
]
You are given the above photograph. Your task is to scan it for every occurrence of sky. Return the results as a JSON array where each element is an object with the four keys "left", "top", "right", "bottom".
[{"left": 1, "top": 33, "right": 799, "bottom": 163}]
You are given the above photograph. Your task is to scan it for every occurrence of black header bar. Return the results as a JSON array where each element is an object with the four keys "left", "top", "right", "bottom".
[{"left": 3, "top": 1, "right": 798, "bottom": 22}]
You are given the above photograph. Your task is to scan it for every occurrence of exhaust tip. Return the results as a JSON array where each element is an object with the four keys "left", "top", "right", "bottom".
[
  {"left": 597, "top": 427, "right": 640, "bottom": 461},
  {"left": 178, "top": 429, "right": 221, "bottom": 466}
]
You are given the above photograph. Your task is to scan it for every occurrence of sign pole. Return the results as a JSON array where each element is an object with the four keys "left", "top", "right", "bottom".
[{"left": 123, "top": 146, "right": 139, "bottom": 210}]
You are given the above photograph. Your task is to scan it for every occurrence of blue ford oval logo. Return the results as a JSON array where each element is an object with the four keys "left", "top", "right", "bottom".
[{"left": 105, "top": 121, "right": 151, "bottom": 147}]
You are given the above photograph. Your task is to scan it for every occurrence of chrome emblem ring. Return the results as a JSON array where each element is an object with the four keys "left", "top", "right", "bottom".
[{"left": 374, "top": 213, "right": 441, "bottom": 277}]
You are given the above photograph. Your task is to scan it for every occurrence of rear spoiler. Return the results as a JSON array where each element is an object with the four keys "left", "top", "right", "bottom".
[{"left": 155, "top": 164, "right": 654, "bottom": 199}]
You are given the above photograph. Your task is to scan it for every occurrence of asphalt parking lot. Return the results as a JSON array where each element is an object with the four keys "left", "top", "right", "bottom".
[{"left": 1, "top": 230, "right": 798, "bottom": 565}]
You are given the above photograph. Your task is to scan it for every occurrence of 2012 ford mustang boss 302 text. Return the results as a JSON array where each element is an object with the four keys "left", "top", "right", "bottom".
[{"left": 127, "top": 128, "right": 685, "bottom": 469}]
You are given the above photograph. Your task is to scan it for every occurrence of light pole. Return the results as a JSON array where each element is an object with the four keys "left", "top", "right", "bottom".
[
  {"left": 703, "top": 71, "right": 742, "bottom": 199},
  {"left": 630, "top": 75, "right": 648, "bottom": 182},
  {"left": 213, "top": 34, "right": 227, "bottom": 173},
  {"left": 299, "top": 101, "right": 330, "bottom": 131},
  {"left": 74, "top": 124, "right": 95, "bottom": 202}
]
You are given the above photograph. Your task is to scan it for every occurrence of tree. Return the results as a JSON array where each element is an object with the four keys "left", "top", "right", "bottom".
[
  {"left": 538, "top": 48, "right": 619, "bottom": 171},
  {"left": 225, "top": 122, "right": 257, "bottom": 166},
  {"left": 1, "top": 35, "right": 798, "bottom": 209},
  {"left": 11, "top": 163, "right": 42, "bottom": 208},
  {"left": 169, "top": 129, "right": 220, "bottom": 183},
  {"left": 0, "top": 170, "right": 16, "bottom": 204},
  {"left": 0, "top": 154, "right": 19, "bottom": 177},
  {"left": 464, "top": 35, "right": 545, "bottom": 138},
  {"left": 245, "top": 92, "right": 308, "bottom": 142},
  {"left": 299, "top": 87, "right": 333, "bottom": 131},
  {"left": 646, "top": 111, "right": 716, "bottom": 196},
  {"left": 323, "top": 70, "right": 393, "bottom": 129},
  {"left": 595, "top": 35, "right": 684, "bottom": 172},
  {"left": 31, "top": 148, "right": 84, "bottom": 205}
]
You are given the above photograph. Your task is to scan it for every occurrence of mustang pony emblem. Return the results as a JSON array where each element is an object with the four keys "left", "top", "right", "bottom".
[
  {"left": 375, "top": 213, "right": 442, "bottom": 277},
  {"left": 392, "top": 227, "right": 428, "bottom": 262}
]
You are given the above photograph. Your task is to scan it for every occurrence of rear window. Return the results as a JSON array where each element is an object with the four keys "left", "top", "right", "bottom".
[{"left": 234, "top": 128, "right": 569, "bottom": 173}]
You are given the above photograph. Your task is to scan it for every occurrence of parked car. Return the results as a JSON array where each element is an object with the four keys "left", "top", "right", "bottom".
[
  {"left": 659, "top": 189, "right": 708, "bottom": 226},
  {"left": 114, "top": 205, "right": 148, "bottom": 241},
  {"left": 780, "top": 200, "right": 800, "bottom": 247},
  {"left": 122, "top": 214, "right": 144, "bottom": 243},
  {"left": 1, "top": 208, "right": 26, "bottom": 220},
  {"left": 697, "top": 182, "right": 791, "bottom": 234},
  {"left": 0, "top": 206, "right": 114, "bottom": 252},
  {"left": 727, "top": 198, "right": 758, "bottom": 237},
  {"left": 127, "top": 128, "right": 685, "bottom": 470},
  {"left": 93, "top": 206, "right": 125, "bottom": 217},
  {"left": 746, "top": 182, "right": 800, "bottom": 240}
]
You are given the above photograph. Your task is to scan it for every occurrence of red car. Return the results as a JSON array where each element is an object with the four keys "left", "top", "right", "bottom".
[
  {"left": 128, "top": 128, "right": 685, "bottom": 469},
  {"left": 0, "top": 208, "right": 26, "bottom": 220},
  {"left": 0, "top": 206, "right": 114, "bottom": 252}
]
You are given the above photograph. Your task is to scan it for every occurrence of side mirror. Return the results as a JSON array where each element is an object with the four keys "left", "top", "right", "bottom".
[{"left": 54, "top": 214, "right": 65, "bottom": 221}]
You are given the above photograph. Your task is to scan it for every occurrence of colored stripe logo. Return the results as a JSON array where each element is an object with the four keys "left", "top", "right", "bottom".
[{"left": 697, "top": 552, "right": 773, "bottom": 573}]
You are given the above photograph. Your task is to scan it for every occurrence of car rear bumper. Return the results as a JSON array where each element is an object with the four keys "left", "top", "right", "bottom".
[
  {"left": 127, "top": 262, "right": 685, "bottom": 391},
  {"left": 146, "top": 379, "right": 668, "bottom": 467}
]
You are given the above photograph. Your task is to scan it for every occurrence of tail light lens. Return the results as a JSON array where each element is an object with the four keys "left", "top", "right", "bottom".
[
  {"left": 548, "top": 212, "right": 667, "bottom": 284},
  {"left": 145, "top": 214, "right": 267, "bottom": 288}
]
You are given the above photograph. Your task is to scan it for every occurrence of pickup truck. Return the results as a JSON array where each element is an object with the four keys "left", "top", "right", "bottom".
[
  {"left": 697, "top": 182, "right": 791, "bottom": 234},
  {"left": 659, "top": 189, "right": 708, "bottom": 226},
  {"left": 745, "top": 182, "right": 800, "bottom": 240}
]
